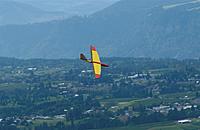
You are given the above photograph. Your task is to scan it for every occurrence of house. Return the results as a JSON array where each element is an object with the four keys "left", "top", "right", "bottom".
[
  {"left": 153, "top": 105, "right": 171, "bottom": 114},
  {"left": 177, "top": 119, "right": 192, "bottom": 124}
]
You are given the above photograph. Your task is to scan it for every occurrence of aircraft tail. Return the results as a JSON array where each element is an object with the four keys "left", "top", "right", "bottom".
[
  {"left": 80, "top": 53, "right": 91, "bottom": 63},
  {"left": 80, "top": 54, "right": 87, "bottom": 61}
]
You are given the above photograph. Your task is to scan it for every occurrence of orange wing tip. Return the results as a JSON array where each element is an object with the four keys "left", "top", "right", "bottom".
[
  {"left": 91, "top": 46, "right": 96, "bottom": 51},
  {"left": 95, "top": 74, "right": 101, "bottom": 79}
]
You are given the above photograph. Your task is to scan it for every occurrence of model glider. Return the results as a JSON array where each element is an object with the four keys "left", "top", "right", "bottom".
[{"left": 80, "top": 46, "right": 109, "bottom": 78}]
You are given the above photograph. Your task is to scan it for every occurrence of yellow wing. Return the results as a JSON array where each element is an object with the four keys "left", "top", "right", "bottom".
[{"left": 91, "top": 46, "right": 101, "bottom": 78}]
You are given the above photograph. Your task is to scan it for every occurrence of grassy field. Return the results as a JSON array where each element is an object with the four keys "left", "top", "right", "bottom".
[
  {"left": 101, "top": 97, "right": 162, "bottom": 111},
  {"left": 32, "top": 118, "right": 66, "bottom": 126},
  {"left": 101, "top": 91, "right": 197, "bottom": 112},
  {"left": 95, "top": 119, "right": 200, "bottom": 130}
]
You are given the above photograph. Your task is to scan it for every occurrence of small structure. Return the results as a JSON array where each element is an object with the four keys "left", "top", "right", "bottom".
[
  {"left": 177, "top": 119, "right": 192, "bottom": 124},
  {"left": 152, "top": 105, "right": 171, "bottom": 114},
  {"left": 27, "top": 67, "right": 37, "bottom": 71},
  {"left": 54, "top": 114, "right": 65, "bottom": 119}
]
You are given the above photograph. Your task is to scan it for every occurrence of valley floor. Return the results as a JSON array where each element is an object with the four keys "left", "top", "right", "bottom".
[{"left": 96, "top": 119, "right": 200, "bottom": 130}]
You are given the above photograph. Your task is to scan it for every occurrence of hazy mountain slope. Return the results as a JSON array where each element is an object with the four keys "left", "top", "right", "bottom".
[
  {"left": 0, "top": 0, "right": 119, "bottom": 25},
  {"left": 13, "top": 0, "right": 120, "bottom": 14},
  {"left": 0, "top": 1, "right": 66, "bottom": 25},
  {"left": 0, "top": 0, "right": 200, "bottom": 59}
]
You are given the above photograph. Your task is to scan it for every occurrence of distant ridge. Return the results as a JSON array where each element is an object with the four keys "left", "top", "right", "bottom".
[
  {"left": 0, "top": 0, "right": 200, "bottom": 59},
  {"left": 0, "top": 1, "right": 67, "bottom": 25}
]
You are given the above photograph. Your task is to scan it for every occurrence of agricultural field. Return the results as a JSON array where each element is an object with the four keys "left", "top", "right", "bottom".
[
  {"left": 97, "top": 119, "right": 200, "bottom": 130},
  {"left": 0, "top": 58, "right": 200, "bottom": 130}
]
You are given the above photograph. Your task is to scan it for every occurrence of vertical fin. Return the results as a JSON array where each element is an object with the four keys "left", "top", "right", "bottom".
[{"left": 80, "top": 53, "right": 87, "bottom": 61}]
